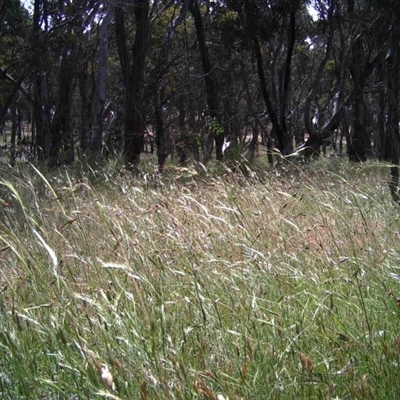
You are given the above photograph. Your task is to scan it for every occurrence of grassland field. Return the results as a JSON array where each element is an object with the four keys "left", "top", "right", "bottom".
[{"left": 0, "top": 157, "right": 399, "bottom": 399}]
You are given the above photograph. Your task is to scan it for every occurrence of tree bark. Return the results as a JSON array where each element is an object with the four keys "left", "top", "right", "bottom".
[
  {"left": 78, "top": 65, "right": 90, "bottom": 153},
  {"left": 303, "top": 2, "right": 334, "bottom": 152},
  {"left": 33, "top": 73, "right": 51, "bottom": 162},
  {"left": 240, "top": 59, "right": 273, "bottom": 164},
  {"left": 0, "top": 0, "right": 7, "bottom": 27},
  {"left": 253, "top": 37, "right": 286, "bottom": 153},
  {"left": 154, "top": 87, "right": 167, "bottom": 172},
  {"left": 348, "top": 38, "right": 367, "bottom": 162},
  {"left": 9, "top": 105, "right": 17, "bottom": 166},
  {"left": 347, "top": 0, "right": 367, "bottom": 162},
  {"left": 377, "top": 63, "right": 390, "bottom": 161},
  {"left": 48, "top": 50, "right": 76, "bottom": 168},
  {"left": 32, "top": 0, "right": 51, "bottom": 162},
  {"left": 150, "top": 0, "right": 190, "bottom": 171},
  {"left": 387, "top": 25, "right": 400, "bottom": 203},
  {"left": 0, "top": 67, "right": 24, "bottom": 130},
  {"left": 189, "top": 0, "right": 223, "bottom": 162},
  {"left": 279, "top": 7, "right": 297, "bottom": 154},
  {"left": 115, "top": 1, "right": 150, "bottom": 166},
  {"left": 89, "top": 7, "right": 113, "bottom": 156}
]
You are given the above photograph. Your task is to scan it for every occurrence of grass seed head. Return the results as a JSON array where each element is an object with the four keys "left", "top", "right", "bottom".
[
  {"left": 92, "top": 355, "right": 115, "bottom": 392},
  {"left": 100, "top": 363, "right": 115, "bottom": 392},
  {"left": 300, "top": 352, "right": 314, "bottom": 376}
]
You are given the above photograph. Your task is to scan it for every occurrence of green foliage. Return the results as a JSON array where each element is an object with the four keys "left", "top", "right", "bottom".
[
  {"left": 206, "top": 120, "right": 224, "bottom": 136},
  {"left": 0, "top": 0, "right": 29, "bottom": 70},
  {"left": 1, "top": 0, "right": 29, "bottom": 36},
  {"left": 326, "top": 59, "right": 335, "bottom": 71}
]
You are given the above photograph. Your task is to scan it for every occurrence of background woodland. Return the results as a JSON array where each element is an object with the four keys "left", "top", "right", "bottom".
[{"left": 1, "top": 1, "right": 399, "bottom": 177}]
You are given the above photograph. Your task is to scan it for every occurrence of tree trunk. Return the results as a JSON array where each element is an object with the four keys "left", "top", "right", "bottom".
[
  {"left": 387, "top": 25, "right": 400, "bottom": 203},
  {"left": 378, "top": 83, "right": 389, "bottom": 161},
  {"left": 48, "top": 50, "right": 76, "bottom": 168},
  {"left": 150, "top": 1, "right": 190, "bottom": 170},
  {"left": 303, "top": 2, "right": 334, "bottom": 153},
  {"left": 89, "top": 7, "right": 113, "bottom": 156},
  {"left": 253, "top": 38, "right": 286, "bottom": 153},
  {"left": 347, "top": 0, "right": 367, "bottom": 162},
  {"left": 9, "top": 105, "right": 17, "bottom": 166},
  {"left": 79, "top": 65, "right": 90, "bottom": 153},
  {"left": 115, "top": 1, "right": 150, "bottom": 166},
  {"left": 279, "top": 8, "right": 297, "bottom": 154},
  {"left": 0, "top": 0, "right": 7, "bottom": 27},
  {"left": 349, "top": 58, "right": 367, "bottom": 162},
  {"left": 155, "top": 87, "right": 168, "bottom": 172},
  {"left": 0, "top": 67, "right": 24, "bottom": 132},
  {"left": 32, "top": 0, "right": 51, "bottom": 162},
  {"left": 33, "top": 74, "right": 51, "bottom": 162},
  {"left": 189, "top": 0, "right": 223, "bottom": 162}
]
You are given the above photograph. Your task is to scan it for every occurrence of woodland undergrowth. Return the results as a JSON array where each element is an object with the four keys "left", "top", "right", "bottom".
[{"left": 0, "top": 158, "right": 399, "bottom": 399}]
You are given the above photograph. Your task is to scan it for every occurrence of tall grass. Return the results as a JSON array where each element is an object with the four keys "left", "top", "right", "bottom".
[{"left": 0, "top": 160, "right": 399, "bottom": 399}]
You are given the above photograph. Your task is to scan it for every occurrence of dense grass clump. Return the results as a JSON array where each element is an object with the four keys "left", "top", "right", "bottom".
[{"left": 0, "top": 160, "right": 399, "bottom": 399}]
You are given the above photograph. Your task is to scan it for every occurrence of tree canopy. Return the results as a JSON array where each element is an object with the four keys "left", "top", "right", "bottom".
[{"left": 1, "top": 0, "right": 399, "bottom": 192}]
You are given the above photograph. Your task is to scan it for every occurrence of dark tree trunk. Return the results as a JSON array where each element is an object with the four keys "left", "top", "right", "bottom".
[
  {"left": 375, "top": 36, "right": 390, "bottom": 161},
  {"left": 248, "top": 122, "right": 258, "bottom": 161},
  {"left": 387, "top": 25, "right": 400, "bottom": 203},
  {"left": 0, "top": 1, "right": 7, "bottom": 26},
  {"left": 10, "top": 105, "right": 17, "bottom": 166},
  {"left": 253, "top": 38, "right": 286, "bottom": 153},
  {"left": 48, "top": 50, "right": 76, "bottom": 168},
  {"left": 347, "top": 0, "right": 367, "bottom": 162},
  {"left": 150, "top": 1, "right": 190, "bottom": 170},
  {"left": 33, "top": 74, "right": 51, "bottom": 162},
  {"left": 279, "top": 8, "right": 297, "bottom": 154},
  {"left": 378, "top": 86, "right": 389, "bottom": 161},
  {"left": 303, "top": 2, "right": 334, "bottom": 154},
  {"left": 0, "top": 68, "right": 24, "bottom": 131},
  {"left": 32, "top": 0, "right": 51, "bottom": 162},
  {"left": 115, "top": 1, "right": 150, "bottom": 166},
  {"left": 89, "top": 7, "right": 113, "bottom": 156},
  {"left": 374, "top": 30, "right": 391, "bottom": 161},
  {"left": 155, "top": 88, "right": 167, "bottom": 172},
  {"left": 244, "top": 0, "right": 299, "bottom": 156},
  {"left": 348, "top": 52, "right": 367, "bottom": 162},
  {"left": 17, "top": 106, "right": 22, "bottom": 146},
  {"left": 79, "top": 66, "right": 90, "bottom": 153},
  {"left": 189, "top": 0, "right": 223, "bottom": 162}
]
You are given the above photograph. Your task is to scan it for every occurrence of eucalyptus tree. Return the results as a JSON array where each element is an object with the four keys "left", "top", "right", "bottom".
[
  {"left": 387, "top": 20, "right": 400, "bottom": 202},
  {"left": 294, "top": 0, "right": 393, "bottom": 162},
  {"left": 188, "top": 0, "right": 226, "bottom": 162},
  {"left": 114, "top": 0, "right": 150, "bottom": 166},
  {"left": 225, "top": 0, "right": 306, "bottom": 155},
  {"left": 30, "top": 0, "right": 54, "bottom": 162},
  {"left": 30, "top": 0, "right": 100, "bottom": 166},
  {"left": 0, "top": 0, "right": 30, "bottom": 138},
  {"left": 146, "top": 0, "right": 192, "bottom": 170},
  {"left": 89, "top": 2, "right": 114, "bottom": 156},
  {"left": 343, "top": 0, "right": 388, "bottom": 161},
  {"left": 161, "top": 1, "right": 217, "bottom": 165},
  {"left": 377, "top": 0, "right": 400, "bottom": 202},
  {"left": 209, "top": 2, "right": 258, "bottom": 159},
  {"left": 300, "top": 0, "right": 350, "bottom": 156}
]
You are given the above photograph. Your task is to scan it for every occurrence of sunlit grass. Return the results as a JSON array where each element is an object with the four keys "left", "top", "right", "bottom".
[{"left": 0, "top": 159, "right": 399, "bottom": 399}]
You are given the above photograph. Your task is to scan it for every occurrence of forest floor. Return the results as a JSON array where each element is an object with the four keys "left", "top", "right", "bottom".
[{"left": 0, "top": 157, "right": 399, "bottom": 399}]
